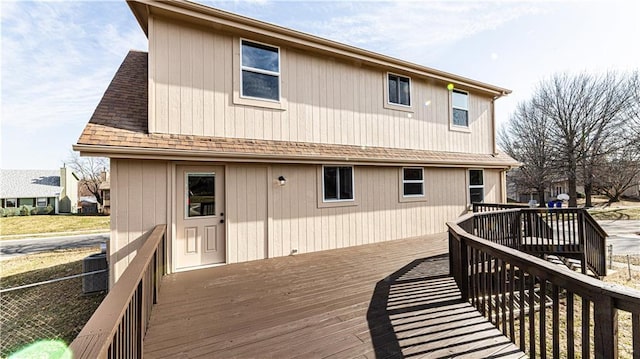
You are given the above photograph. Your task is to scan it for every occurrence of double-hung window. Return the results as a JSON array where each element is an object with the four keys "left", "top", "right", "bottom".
[
  {"left": 388, "top": 74, "right": 411, "bottom": 106},
  {"left": 36, "top": 197, "right": 47, "bottom": 207},
  {"left": 241, "top": 40, "right": 280, "bottom": 101},
  {"left": 402, "top": 167, "right": 424, "bottom": 197},
  {"left": 452, "top": 90, "right": 469, "bottom": 127},
  {"left": 469, "top": 169, "right": 484, "bottom": 204},
  {"left": 323, "top": 166, "right": 354, "bottom": 201}
]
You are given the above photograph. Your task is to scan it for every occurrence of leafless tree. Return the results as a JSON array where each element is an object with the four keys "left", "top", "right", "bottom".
[
  {"left": 533, "top": 72, "right": 636, "bottom": 207},
  {"left": 67, "top": 152, "right": 109, "bottom": 205},
  {"left": 593, "top": 148, "right": 640, "bottom": 203},
  {"left": 499, "top": 101, "right": 554, "bottom": 206}
]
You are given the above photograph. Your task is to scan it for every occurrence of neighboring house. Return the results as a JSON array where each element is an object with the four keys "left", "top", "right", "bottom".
[
  {"left": 0, "top": 167, "right": 79, "bottom": 214},
  {"left": 74, "top": 0, "right": 518, "bottom": 286},
  {"left": 99, "top": 178, "right": 111, "bottom": 215},
  {"left": 622, "top": 181, "right": 640, "bottom": 199}
]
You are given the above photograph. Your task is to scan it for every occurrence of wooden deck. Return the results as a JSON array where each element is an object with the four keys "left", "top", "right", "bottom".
[{"left": 143, "top": 234, "right": 525, "bottom": 358}]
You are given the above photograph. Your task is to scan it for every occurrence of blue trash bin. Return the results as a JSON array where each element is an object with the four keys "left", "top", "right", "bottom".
[
  {"left": 555, "top": 201, "right": 562, "bottom": 208},
  {"left": 548, "top": 201, "right": 555, "bottom": 208}
]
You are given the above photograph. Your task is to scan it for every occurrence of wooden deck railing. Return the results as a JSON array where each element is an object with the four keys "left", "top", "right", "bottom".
[
  {"left": 448, "top": 214, "right": 640, "bottom": 358},
  {"left": 471, "top": 204, "right": 606, "bottom": 277},
  {"left": 70, "top": 225, "right": 166, "bottom": 359}
]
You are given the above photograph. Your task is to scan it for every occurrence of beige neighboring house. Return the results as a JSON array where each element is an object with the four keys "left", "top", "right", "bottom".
[
  {"left": 74, "top": 0, "right": 519, "bottom": 286},
  {"left": 0, "top": 167, "right": 78, "bottom": 214}
]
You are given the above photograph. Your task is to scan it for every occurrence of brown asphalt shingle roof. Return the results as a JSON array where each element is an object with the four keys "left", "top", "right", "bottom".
[{"left": 76, "top": 51, "right": 519, "bottom": 168}]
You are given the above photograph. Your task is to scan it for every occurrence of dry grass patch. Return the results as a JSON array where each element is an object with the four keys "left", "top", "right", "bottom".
[
  {"left": 0, "top": 215, "right": 109, "bottom": 237},
  {"left": 0, "top": 247, "right": 106, "bottom": 357}
]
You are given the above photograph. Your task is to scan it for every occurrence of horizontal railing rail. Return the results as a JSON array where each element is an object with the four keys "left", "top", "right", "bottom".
[
  {"left": 70, "top": 224, "right": 166, "bottom": 359},
  {"left": 448, "top": 216, "right": 640, "bottom": 358},
  {"left": 472, "top": 202, "right": 529, "bottom": 213}
]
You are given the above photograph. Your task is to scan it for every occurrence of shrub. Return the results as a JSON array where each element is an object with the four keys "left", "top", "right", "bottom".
[
  {"left": 0, "top": 208, "right": 5, "bottom": 217},
  {"left": 44, "top": 205, "right": 54, "bottom": 215},
  {"left": 30, "top": 207, "right": 38, "bottom": 215},
  {"left": 19, "top": 205, "right": 31, "bottom": 216}
]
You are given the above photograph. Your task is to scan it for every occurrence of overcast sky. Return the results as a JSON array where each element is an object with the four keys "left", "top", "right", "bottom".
[{"left": 1, "top": 0, "right": 639, "bottom": 170}]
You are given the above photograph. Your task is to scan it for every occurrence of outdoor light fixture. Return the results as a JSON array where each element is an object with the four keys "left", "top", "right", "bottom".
[{"left": 278, "top": 176, "right": 287, "bottom": 186}]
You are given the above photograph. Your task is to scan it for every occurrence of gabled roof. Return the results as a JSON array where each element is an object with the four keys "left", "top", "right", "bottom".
[
  {"left": 75, "top": 51, "right": 519, "bottom": 168},
  {"left": 0, "top": 170, "right": 61, "bottom": 198},
  {"left": 127, "top": 0, "right": 511, "bottom": 96}
]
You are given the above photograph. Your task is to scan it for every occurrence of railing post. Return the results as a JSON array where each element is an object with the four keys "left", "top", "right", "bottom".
[
  {"left": 594, "top": 295, "right": 618, "bottom": 358},
  {"left": 459, "top": 235, "right": 469, "bottom": 302},
  {"left": 578, "top": 210, "right": 587, "bottom": 275}
]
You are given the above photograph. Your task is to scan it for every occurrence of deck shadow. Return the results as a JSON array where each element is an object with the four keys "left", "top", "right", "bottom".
[{"left": 367, "top": 254, "right": 523, "bottom": 358}]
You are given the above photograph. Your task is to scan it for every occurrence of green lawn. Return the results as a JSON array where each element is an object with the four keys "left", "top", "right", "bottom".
[{"left": 0, "top": 215, "right": 110, "bottom": 237}]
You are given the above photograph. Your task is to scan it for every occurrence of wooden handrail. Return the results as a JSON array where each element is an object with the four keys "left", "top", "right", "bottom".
[
  {"left": 448, "top": 216, "right": 640, "bottom": 358},
  {"left": 70, "top": 224, "right": 166, "bottom": 359}
]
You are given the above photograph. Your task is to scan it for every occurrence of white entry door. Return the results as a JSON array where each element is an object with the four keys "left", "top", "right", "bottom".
[{"left": 175, "top": 165, "right": 225, "bottom": 270}]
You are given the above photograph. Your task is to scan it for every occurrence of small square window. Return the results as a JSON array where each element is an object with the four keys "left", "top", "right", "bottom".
[
  {"left": 452, "top": 90, "right": 469, "bottom": 127},
  {"left": 402, "top": 167, "right": 424, "bottom": 197},
  {"left": 323, "top": 166, "right": 354, "bottom": 201},
  {"left": 388, "top": 74, "right": 411, "bottom": 106},
  {"left": 5, "top": 198, "right": 16, "bottom": 208},
  {"left": 36, "top": 198, "right": 47, "bottom": 207}
]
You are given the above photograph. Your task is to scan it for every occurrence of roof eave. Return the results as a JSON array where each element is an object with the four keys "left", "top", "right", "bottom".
[
  {"left": 74, "top": 143, "right": 520, "bottom": 169},
  {"left": 126, "top": 0, "right": 511, "bottom": 97}
]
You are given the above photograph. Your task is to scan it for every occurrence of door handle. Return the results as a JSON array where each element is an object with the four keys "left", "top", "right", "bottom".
[{"left": 220, "top": 219, "right": 225, "bottom": 224}]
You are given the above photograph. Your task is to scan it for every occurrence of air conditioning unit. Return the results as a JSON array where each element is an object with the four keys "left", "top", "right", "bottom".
[{"left": 82, "top": 253, "right": 108, "bottom": 294}]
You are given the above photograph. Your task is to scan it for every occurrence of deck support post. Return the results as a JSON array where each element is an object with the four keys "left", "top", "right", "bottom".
[{"left": 594, "top": 295, "right": 618, "bottom": 359}]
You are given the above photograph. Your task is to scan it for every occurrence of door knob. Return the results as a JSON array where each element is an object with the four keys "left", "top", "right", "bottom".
[{"left": 220, "top": 219, "right": 225, "bottom": 224}]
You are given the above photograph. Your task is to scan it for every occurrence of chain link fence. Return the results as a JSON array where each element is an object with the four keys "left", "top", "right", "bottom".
[{"left": 1, "top": 268, "right": 106, "bottom": 357}]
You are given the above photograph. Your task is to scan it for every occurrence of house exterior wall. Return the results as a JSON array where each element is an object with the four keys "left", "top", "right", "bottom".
[
  {"left": 109, "top": 159, "right": 169, "bottom": 286},
  {"left": 148, "top": 16, "right": 496, "bottom": 155},
  {"left": 107, "top": 160, "right": 504, "bottom": 278},
  {"left": 59, "top": 167, "right": 78, "bottom": 213}
]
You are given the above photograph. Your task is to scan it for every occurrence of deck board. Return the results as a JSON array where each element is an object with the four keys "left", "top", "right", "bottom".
[{"left": 144, "top": 234, "right": 525, "bottom": 358}]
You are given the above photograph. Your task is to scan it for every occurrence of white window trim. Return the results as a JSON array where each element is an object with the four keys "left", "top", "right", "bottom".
[
  {"left": 185, "top": 172, "right": 217, "bottom": 220},
  {"left": 317, "top": 163, "right": 360, "bottom": 208},
  {"left": 240, "top": 38, "right": 281, "bottom": 103},
  {"left": 383, "top": 72, "right": 414, "bottom": 113},
  {"left": 5, "top": 198, "right": 17, "bottom": 208},
  {"left": 399, "top": 167, "right": 427, "bottom": 203},
  {"left": 321, "top": 165, "right": 355, "bottom": 203},
  {"left": 468, "top": 169, "right": 485, "bottom": 204},
  {"left": 36, "top": 197, "right": 47, "bottom": 207},
  {"left": 450, "top": 89, "right": 471, "bottom": 132},
  {"left": 402, "top": 167, "right": 424, "bottom": 197}
]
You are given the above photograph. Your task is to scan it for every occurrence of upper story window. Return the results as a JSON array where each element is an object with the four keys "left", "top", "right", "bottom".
[
  {"left": 452, "top": 90, "right": 469, "bottom": 127},
  {"left": 241, "top": 40, "right": 280, "bottom": 101},
  {"left": 469, "top": 169, "right": 484, "bottom": 204},
  {"left": 402, "top": 167, "right": 424, "bottom": 197},
  {"left": 388, "top": 73, "right": 411, "bottom": 107},
  {"left": 323, "top": 166, "right": 354, "bottom": 202}
]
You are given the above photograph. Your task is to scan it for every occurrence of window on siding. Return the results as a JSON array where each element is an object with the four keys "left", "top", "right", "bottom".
[
  {"left": 36, "top": 197, "right": 47, "bottom": 207},
  {"left": 469, "top": 169, "right": 484, "bottom": 204},
  {"left": 402, "top": 167, "right": 424, "bottom": 197},
  {"left": 388, "top": 74, "right": 411, "bottom": 106},
  {"left": 241, "top": 40, "right": 280, "bottom": 101},
  {"left": 323, "top": 166, "right": 354, "bottom": 201},
  {"left": 452, "top": 90, "right": 469, "bottom": 127},
  {"left": 5, "top": 198, "right": 16, "bottom": 208}
]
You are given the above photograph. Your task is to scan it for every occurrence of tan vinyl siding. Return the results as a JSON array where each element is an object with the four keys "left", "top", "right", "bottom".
[
  {"left": 149, "top": 16, "right": 494, "bottom": 154},
  {"left": 110, "top": 159, "right": 168, "bottom": 287},
  {"left": 483, "top": 169, "right": 504, "bottom": 203},
  {"left": 226, "top": 165, "right": 268, "bottom": 263},
  {"left": 229, "top": 164, "right": 469, "bottom": 260}
]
